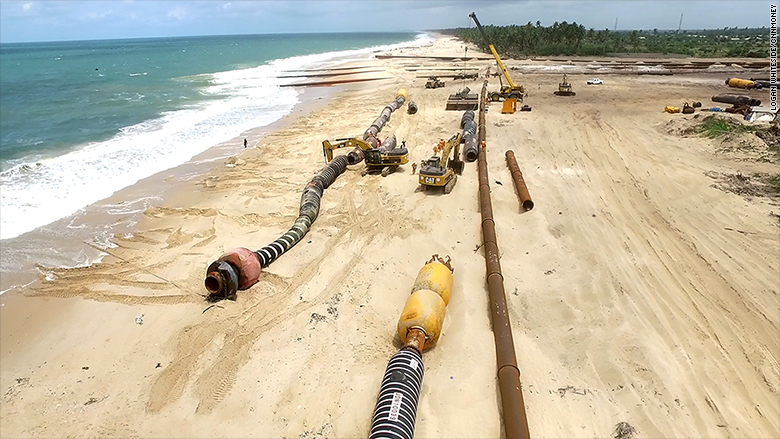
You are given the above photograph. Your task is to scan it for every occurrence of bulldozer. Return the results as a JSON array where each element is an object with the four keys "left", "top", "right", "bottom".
[
  {"left": 553, "top": 74, "right": 576, "bottom": 96},
  {"left": 425, "top": 76, "right": 445, "bottom": 89},
  {"left": 419, "top": 133, "right": 465, "bottom": 194},
  {"left": 322, "top": 136, "right": 408, "bottom": 177}
]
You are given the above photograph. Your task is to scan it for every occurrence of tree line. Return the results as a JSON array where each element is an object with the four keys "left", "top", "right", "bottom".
[{"left": 446, "top": 22, "right": 768, "bottom": 58}]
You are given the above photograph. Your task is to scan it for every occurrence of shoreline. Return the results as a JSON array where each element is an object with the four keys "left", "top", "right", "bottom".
[{"left": 1, "top": 34, "right": 778, "bottom": 438}]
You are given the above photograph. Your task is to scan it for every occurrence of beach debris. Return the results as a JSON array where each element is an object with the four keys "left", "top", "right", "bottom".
[
  {"left": 309, "top": 313, "right": 327, "bottom": 324},
  {"left": 135, "top": 314, "right": 144, "bottom": 325},
  {"left": 612, "top": 421, "right": 637, "bottom": 439},
  {"left": 407, "top": 101, "right": 418, "bottom": 114},
  {"left": 82, "top": 366, "right": 89, "bottom": 370},
  {"left": 84, "top": 396, "right": 107, "bottom": 406},
  {"left": 557, "top": 385, "right": 590, "bottom": 397},
  {"left": 156, "top": 362, "right": 162, "bottom": 368}
]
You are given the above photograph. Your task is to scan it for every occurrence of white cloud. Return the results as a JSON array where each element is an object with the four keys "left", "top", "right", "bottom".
[
  {"left": 85, "top": 10, "right": 113, "bottom": 20},
  {"left": 22, "top": 2, "right": 32, "bottom": 11},
  {"left": 167, "top": 6, "right": 186, "bottom": 20}
]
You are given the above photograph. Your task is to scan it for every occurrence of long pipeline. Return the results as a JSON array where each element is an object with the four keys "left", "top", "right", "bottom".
[
  {"left": 204, "top": 91, "right": 406, "bottom": 300},
  {"left": 476, "top": 80, "right": 531, "bottom": 439}
]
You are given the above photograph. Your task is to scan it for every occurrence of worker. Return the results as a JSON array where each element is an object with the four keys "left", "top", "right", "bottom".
[
  {"left": 435, "top": 139, "right": 445, "bottom": 154},
  {"left": 411, "top": 162, "right": 417, "bottom": 174}
]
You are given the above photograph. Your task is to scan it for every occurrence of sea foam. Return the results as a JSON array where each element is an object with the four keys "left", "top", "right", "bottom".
[{"left": 0, "top": 33, "right": 430, "bottom": 241}]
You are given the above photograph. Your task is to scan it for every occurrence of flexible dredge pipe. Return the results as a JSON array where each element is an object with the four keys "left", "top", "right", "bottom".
[
  {"left": 477, "top": 80, "right": 531, "bottom": 439},
  {"left": 368, "top": 255, "right": 454, "bottom": 439},
  {"left": 204, "top": 90, "right": 406, "bottom": 300}
]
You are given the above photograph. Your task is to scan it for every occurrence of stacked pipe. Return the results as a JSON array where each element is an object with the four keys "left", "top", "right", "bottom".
[
  {"left": 461, "top": 110, "right": 479, "bottom": 162},
  {"left": 711, "top": 94, "right": 761, "bottom": 107},
  {"left": 369, "top": 255, "right": 454, "bottom": 439},
  {"left": 204, "top": 91, "right": 407, "bottom": 300},
  {"left": 505, "top": 150, "right": 534, "bottom": 211},
  {"left": 476, "top": 80, "right": 530, "bottom": 439}
]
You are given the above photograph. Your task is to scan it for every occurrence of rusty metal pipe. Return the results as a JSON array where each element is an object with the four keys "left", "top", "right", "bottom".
[
  {"left": 505, "top": 150, "right": 534, "bottom": 211},
  {"left": 476, "top": 80, "right": 531, "bottom": 439}
]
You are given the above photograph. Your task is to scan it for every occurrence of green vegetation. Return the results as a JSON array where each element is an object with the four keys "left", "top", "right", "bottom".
[
  {"left": 446, "top": 23, "right": 769, "bottom": 58},
  {"left": 696, "top": 116, "right": 756, "bottom": 138},
  {"left": 767, "top": 174, "right": 780, "bottom": 194}
]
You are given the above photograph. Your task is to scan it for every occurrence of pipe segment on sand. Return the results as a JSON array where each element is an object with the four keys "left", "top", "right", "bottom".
[
  {"left": 204, "top": 90, "right": 406, "bottom": 300},
  {"left": 477, "top": 80, "right": 531, "bottom": 439},
  {"left": 461, "top": 110, "right": 479, "bottom": 162},
  {"left": 505, "top": 150, "right": 534, "bottom": 211},
  {"left": 369, "top": 255, "right": 453, "bottom": 439}
]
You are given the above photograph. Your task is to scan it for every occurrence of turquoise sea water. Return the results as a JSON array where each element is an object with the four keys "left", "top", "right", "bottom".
[{"left": 0, "top": 32, "right": 426, "bottom": 241}]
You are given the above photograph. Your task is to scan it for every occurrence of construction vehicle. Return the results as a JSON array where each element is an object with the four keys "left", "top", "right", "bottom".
[
  {"left": 425, "top": 76, "right": 445, "bottom": 89},
  {"left": 322, "top": 136, "right": 408, "bottom": 177},
  {"left": 554, "top": 74, "right": 576, "bottom": 96},
  {"left": 469, "top": 12, "right": 525, "bottom": 102},
  {"left": 419, "top": 133, "right": 465, "bottom": 194}
]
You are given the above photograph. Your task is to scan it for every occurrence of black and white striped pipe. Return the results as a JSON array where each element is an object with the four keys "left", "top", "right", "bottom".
[
  {"left": 255, "top": 154, "right": 349, "bottom": 267},
  {"left": 369, "top": 348, "right": 424, "bottom": 439},
  {"left": 462, "top": 115, "right": 479, "bottom": 162}
]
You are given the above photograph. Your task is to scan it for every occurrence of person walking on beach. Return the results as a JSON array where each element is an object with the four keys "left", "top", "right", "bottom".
[{"left": 244, "top": 138, "right": 248, "bottom": 148}]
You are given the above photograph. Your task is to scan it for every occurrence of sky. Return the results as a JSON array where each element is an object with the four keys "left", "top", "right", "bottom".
[{"left": 0, "top": 0, "right": 771, "bottom": 44}]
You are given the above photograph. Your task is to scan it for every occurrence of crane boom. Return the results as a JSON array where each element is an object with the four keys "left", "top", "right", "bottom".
[{"left": 469, "top": 12, "right": 517, "bottom": 90}]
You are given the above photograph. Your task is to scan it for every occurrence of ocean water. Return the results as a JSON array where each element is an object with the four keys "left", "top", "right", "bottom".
[
  {"left": 0, "top": 32, "right": 430, "bottom": 241},
  {"left": 0, "top": 32, "right": 432, "bottom": 292}
]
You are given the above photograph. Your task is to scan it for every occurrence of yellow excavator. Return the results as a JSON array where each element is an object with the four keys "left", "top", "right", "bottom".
[
  {"left": 419, "top": 133, "right": 465, "bottom": 194},
  {"left": 469, "top": 12, "right": 525, "bottom": 102},
  {"left": 322, "top": 136, "right": 408, "bottom": 177},
  {"left": 554, "top": 74, "right": 576, "bottom": 96}
]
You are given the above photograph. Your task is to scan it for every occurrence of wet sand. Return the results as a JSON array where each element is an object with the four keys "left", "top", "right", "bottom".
[{"left": 1, "top": 35, "right": 778, "bottom": 438}]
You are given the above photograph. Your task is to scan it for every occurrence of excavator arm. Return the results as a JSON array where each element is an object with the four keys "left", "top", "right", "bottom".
[
  {"left": 322, "top": 138, "right": 371, "bottom": 162},
  {"left": 439, "top": 132, "right": 462, "bottom": 168},
  {"left": 469, "top": 12, "right": 517, "bottom": 90}
]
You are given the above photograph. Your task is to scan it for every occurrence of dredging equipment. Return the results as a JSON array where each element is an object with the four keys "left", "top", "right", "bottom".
[
  {"left": 368, "top": 254, "right": 454, "bottom": 439},
  {"left": 505, "top": 150, "right": 534, "bottom": 211},
  {"left": 204, "top": 91, "right": 407, "bottom": 300},
  {"left": 476, "top": 80, "right": 530, "bottom": 439}
]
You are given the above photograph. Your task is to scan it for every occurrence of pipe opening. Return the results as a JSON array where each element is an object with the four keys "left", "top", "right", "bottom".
[{"left": 204, "top": 274, "right": 222, "bottom": 294}]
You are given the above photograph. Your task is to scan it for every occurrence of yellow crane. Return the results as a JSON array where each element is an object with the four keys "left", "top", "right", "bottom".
[{"left": 469, "top": 12, "right": 525, "bottom": 102}]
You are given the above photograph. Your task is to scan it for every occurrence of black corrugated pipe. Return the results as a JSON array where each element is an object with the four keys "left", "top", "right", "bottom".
[
  {"left": 368, "top": 348, "right": 424, "bottom": 439},
  {"left": 204, "top": 91, "right": 407, "bottom": 300}
]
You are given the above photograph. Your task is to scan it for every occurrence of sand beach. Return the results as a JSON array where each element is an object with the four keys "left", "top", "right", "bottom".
[{"left": 1, "top": 34, "right": 778, "bottom": 438}]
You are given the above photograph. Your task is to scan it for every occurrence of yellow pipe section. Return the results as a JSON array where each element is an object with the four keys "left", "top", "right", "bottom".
[
  {"left": 726, "top": 78, "right": 755, "bottom": 89},
  {"left": 398, "top": 254, "right": 454, "bottom": 351}
]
